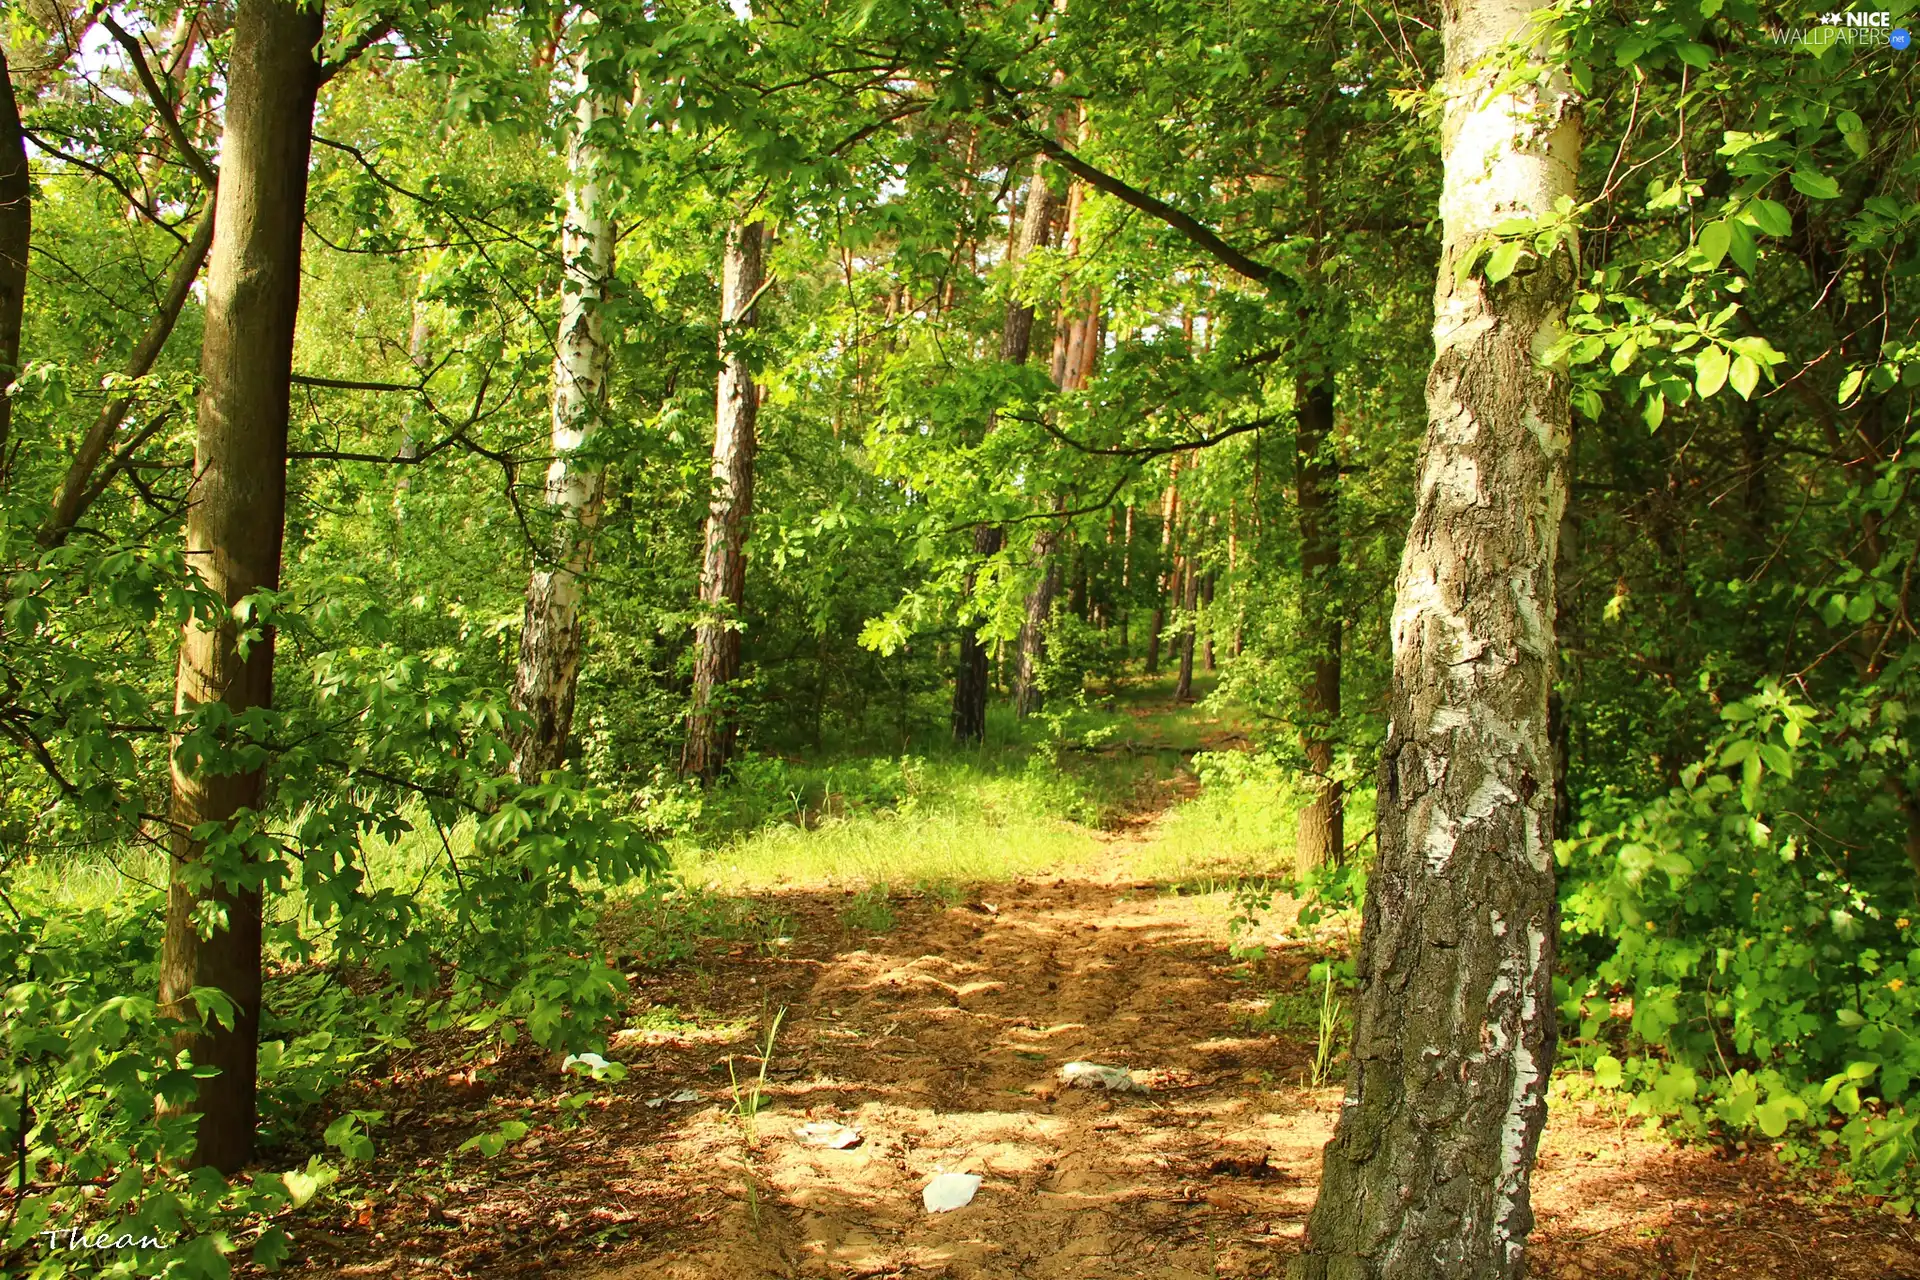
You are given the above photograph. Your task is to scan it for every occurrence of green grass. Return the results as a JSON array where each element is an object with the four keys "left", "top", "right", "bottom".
[{"left": 17, "top": 677, "right": 1328, "bottom": 970}]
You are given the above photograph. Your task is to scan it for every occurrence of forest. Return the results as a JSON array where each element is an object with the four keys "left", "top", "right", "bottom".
[{"left": 0, "top": 0, "right": 1917, "bottom": 1276}]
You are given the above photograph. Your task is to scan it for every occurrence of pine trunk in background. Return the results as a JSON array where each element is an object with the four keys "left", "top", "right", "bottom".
[
  {"left": 0, "top": 47, "right": 29, "bottom": 472},
  {"left": 1288, "top": 0, "right": 1580, "bottom": 1272},
  {"left": 511, "top": 79, "right": 613, "bottom": 780},
  {"left": 1014, "top": 253, "right": 1098, "bottom": 716},
  {"left": 1145, "top": 454, "right": 1181, "bottom": 674},
  {"left": 1293, "top": 378, "right": 1343, "bottom": 877},
  {"left": 1173, "top": 545, "right": 1199, "bottom": 702},
  {"left": 155, "top": 0, "right": 321, "bottom": 1175},
  {"left": 1012, "top": 516, "right": 1061, "bottom": 716},
  {"left": 953, "top": 158, "right": 1055, "bottom": 742},
  {"left": 1201, "top": 570, "right": 1215, "bottom": 671},
  {"left": 683, "top": 220, "right": 766, "bottom": 782}
]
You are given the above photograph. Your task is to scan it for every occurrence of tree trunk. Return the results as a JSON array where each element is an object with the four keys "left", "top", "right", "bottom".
[
  {"left": 952, "top": 158, "right": 1055, "bottom": 742},
  {"left": 683, "top": 220, "right": 765, "bottom": 783},
  {"left": 155, "top": 0, "right": 321, "bottom": 1176},
  {"left": 0, "top": 47, "right": 29, "bottom": 473},
  {"left": 1294, "top": 378, "right": 1344, "bottom": 878},
  {"left": 1012, "top": 519, "right": 1061, "bottom": 716},
  {"left": 511, "top": 76, "right": 614, "bottom": 780},
  {"left": 1173, "top": 547, "right": 1199, "bottom": 702},
  {"left": 1201, "top": 571, "right": 1216, "bottom": 672},
  {"left": 1145, "top": 455, "right": 1181, "bottom": 675},
  {"left": 1288, "top": 0, "right": 1579, "bottom": 1273}
]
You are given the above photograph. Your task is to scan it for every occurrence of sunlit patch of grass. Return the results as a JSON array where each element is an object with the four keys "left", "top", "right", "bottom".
[
  {"left": 671, "top": 799, "right": 1096, "bottom": 891},
  {"left": 12, "top": 842, "right": 169, "bottom": 913}
]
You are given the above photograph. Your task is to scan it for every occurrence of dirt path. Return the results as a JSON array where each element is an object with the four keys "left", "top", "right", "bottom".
[{"left": 285, "top": 867, "right": 1920, "bottom": 1280}]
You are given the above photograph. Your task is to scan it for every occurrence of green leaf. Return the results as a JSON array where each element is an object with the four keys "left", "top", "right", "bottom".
[
  {"left": 1838, "top": 367, "right": 1866, "bottom": 404},
  {"left": 1611, "top": 339, "right": 1640, "bottom": 375},
  {"left": 1755, "top": 1097, "right": 1791, "bottom": 1137},
  {"left": 1729, "top": 354, "right": 1761, "bottom": 399},
  {"left": 254, "top": 1225, "right": 291, "bottom": 1269},
  {"left": 1593, "top": 1054, "right": 1623, "bottom": 1088},
  {"left": 1675, "top": 41, "right": 1713, "bottom": 68},
  {"left": 1790, "top": 168, "right": 1841, "bottom": 201},
  {"left": 1748, "top": 198, "right": 1793, "bottom": 237},
  {"left": 1838, "top": 110, "right": 1868, "bottom": 158},
  {"left": 1726, "top": 218, "right": 1757, "bottom": 273},
  {"left": 1695, "top": 345, "right": 1730, "bottom": 398},
  {"left": 1694, "top": 220, "right": 1731, "bottom": 271},
  {"left": 1484, "top": 241, "right": 1529, "bottom": 283},
  {"left": 1643, "top": 391, "right": 1665, "bottom": 431}
]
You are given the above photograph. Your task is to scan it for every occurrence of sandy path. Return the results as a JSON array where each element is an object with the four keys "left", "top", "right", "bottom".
[{"left": 284, "top": 877, "right": 1920, "bottom": 1280}]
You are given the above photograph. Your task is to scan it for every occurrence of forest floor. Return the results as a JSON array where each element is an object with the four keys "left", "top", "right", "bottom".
[{"left": 273, "top": 703, "right": 1920, "bottom": 1280}]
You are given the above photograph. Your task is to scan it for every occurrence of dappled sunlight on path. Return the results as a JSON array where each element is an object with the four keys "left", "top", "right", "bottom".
[{"left": 282, "top": 867, "right": 1920, "bottom": 1280}]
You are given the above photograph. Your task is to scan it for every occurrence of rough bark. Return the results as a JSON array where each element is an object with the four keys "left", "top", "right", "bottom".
[
  {"left": 682, "top": 220, "right": 765, "bottom": 783},
  {"left": 1288, "top": 0, "right": 1580, "bottom": 1274},
  {"left": 1294, "top": 377, "right": 1344, "bottom": 877},
  {"left": 952, "top": 158, "right": 1055, "bottom": 742},
  {"left": 0, "top": 47, "right": 28, "bottom": 471},
  {"left": 511, "top": 77, "right": 613, "bottom": 780},
  {"left": 41, "top": 203, "right": 216, "bottom": 545},
  {"left": 155, "top": 0, "right": 321, "bottom": 1176}
]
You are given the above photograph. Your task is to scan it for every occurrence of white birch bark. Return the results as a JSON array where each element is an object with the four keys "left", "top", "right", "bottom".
[
  {"left": 511, "top": 70, "right": 614, "bottom": 780},
  {"left": 1291, "top": 0, "right": 1581, "bottom": 1274}
]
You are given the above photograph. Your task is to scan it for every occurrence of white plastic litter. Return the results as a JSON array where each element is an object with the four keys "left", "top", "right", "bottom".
[
  {"left": 921, "top": 1172, "right": 982, "bottom": 1212},
  {"left": 794, "top": 1121, "right": 862, "bottom": 1149},
  {"left": 1059, "top": 1061, "right": 1148, "bottom": 1093},
  {"left": 644, "top": 1088, "right": 701, "bottom": 1108}
]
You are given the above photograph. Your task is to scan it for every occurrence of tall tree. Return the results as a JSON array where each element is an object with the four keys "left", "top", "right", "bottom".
[
  {"left": 156, "top": 0, "right": 323, "bottom": 1175},
  {"left": 1013, "top": 176, "right": 1098, "bottom": 717},
  {"left": 1289, "top": 0, "right": 1580, "bottom": 1273},
  {"left": 1292, "top": 376, "right": 1342, "bottom": 876},
  {"left": 952, "top": 156, "right": 1055, "bottom": 742},
  {"left": 683, "top": 219, "right": 766, "bottom": 782},
  {"left": 511, "top": 70, "right": 614, "bottom": 780},
  {"left": 0, "top": 47, "right": 28, "bottom": 470}
]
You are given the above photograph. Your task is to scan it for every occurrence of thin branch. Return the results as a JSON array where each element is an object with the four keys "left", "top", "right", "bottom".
[
  {"left": 99, "top": 12, "right": 217, "bottom": 189},
  {"left": 1013, "top": 410, "right": 1279, "bottom": 460}
]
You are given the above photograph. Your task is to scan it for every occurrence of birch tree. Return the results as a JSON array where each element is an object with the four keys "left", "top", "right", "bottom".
[
  {"left": 1290, "top": 0, "right": 1581, "bottom": 1272},
  {"left": 511, "top": 67, "right": 614, "bottom": 781},
  {"left": 156, "top": 0, "right": 323, "bottom": 1174}
]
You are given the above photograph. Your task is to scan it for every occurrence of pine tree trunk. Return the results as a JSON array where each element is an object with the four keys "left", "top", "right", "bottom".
[
  {"left": 952, "top": 159, "right": 1055, "bottom": 742},
  {"left": 155, "top": 0, "right": 321, "bottom": 1176},
  {"left": 0, "top": 47, "right": 29, "bottom": 472},
  {"left": 1012, "top": 520, "right": 1061, "bottom": 716},
  {"left": 1288, "top": 0, "right": 1580, "bottom": 1272},
  {"left": 1145, "top": 455, "right": 1181, "bottom": 676},
  {"left": 683, "top": 220, "right": 765, "bottom": 782},
  {"left": 1173, "top": 549, "right": 1199, "bottom": 702},
  {"left": 1201, "top": 571, "right": 1216, "bottom": 672},
  {"left": 1294, "top": 377, "right": 1344, "bottom": 877},
  {"left": 511, "top": 76, "right": 614, "bottom": 780}
]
